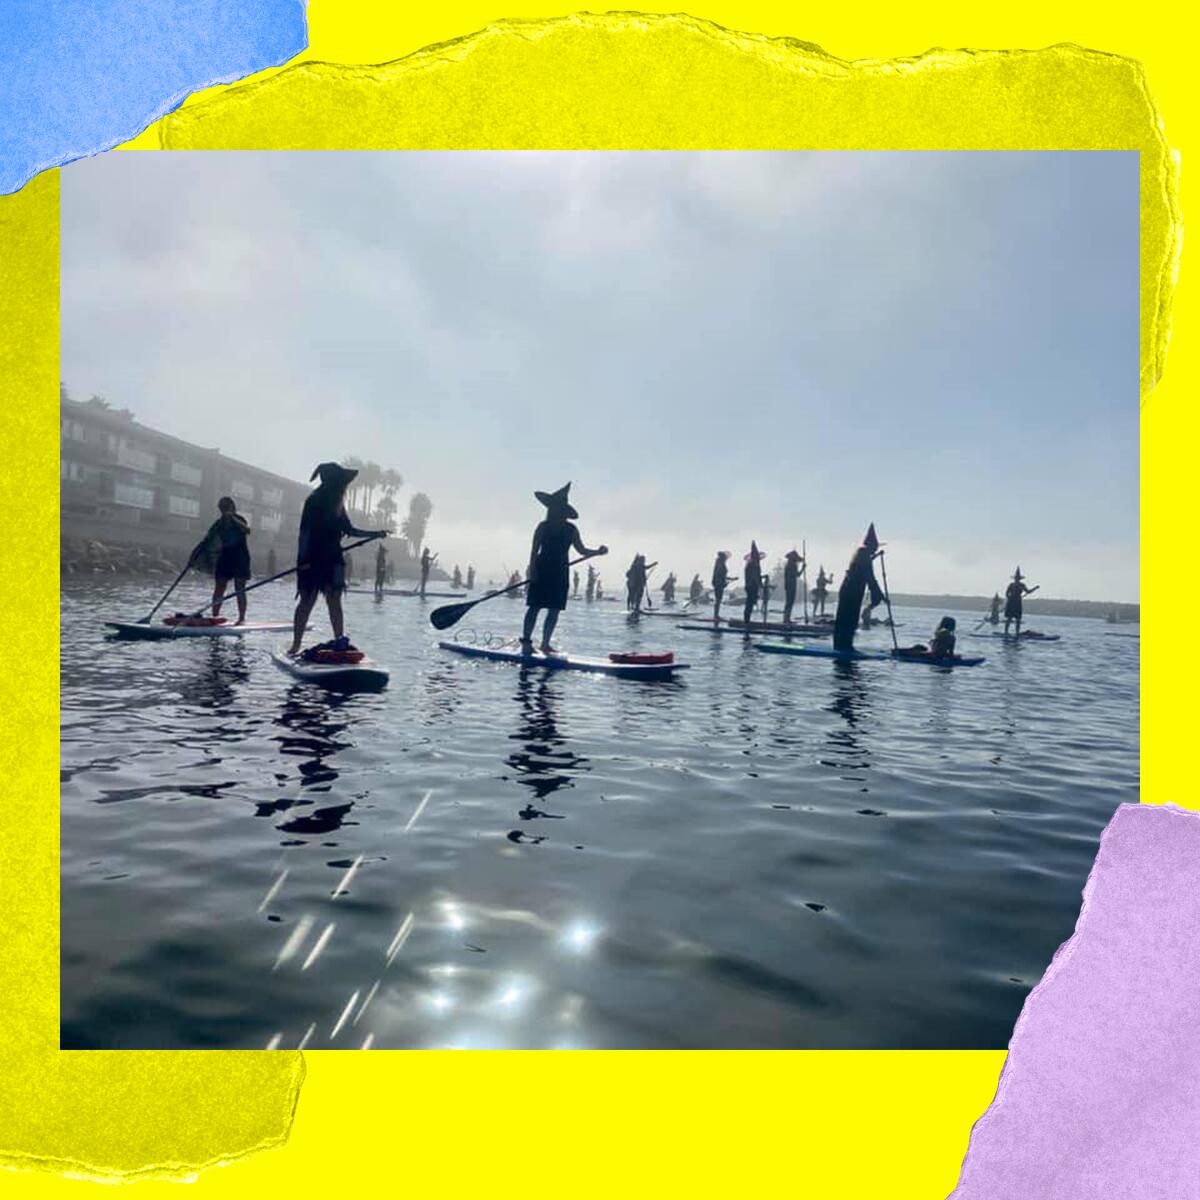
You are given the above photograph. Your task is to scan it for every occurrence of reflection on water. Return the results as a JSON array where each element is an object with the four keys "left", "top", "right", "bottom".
[{"left": 61, "top": 579, "right": 1139, "bottom": 1049}]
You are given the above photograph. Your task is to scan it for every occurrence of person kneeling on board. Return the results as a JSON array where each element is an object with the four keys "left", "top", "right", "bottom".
[
  {"left": 521, "top": 482, "right": 607, "bottom": 654},
  {"left": 289, "top": 463, "right": 387, "bottom": 657},
  {"left": 196, "top": 496, "right": 251, "bottom": 625}
]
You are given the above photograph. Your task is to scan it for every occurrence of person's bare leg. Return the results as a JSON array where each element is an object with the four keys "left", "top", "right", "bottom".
[
  {"left": 212, "top": 579, "right": 228, "bottom": 619},
  {"left": 291, "top": 591, "right": 317, "bottom": 654},
  {"left": 235, "top": 578, "right": 247, "bottom": 624},
  {"left": 327, "top": 590, "right": 345, "bottom": 640},
  {"left": 541, "top": 608, "right": 561, "bottom": 653},
  {"left": 521, "top": 607, "right": 538, "bottom": 651}
]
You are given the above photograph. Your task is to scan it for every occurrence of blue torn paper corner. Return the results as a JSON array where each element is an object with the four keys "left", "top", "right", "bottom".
[{"left": 0, "top": 1, "right": 308, "bottom": 195}]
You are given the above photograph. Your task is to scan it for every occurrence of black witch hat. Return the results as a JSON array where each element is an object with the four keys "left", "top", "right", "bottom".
[{"left": 534, "top": 482, "right": 578, "bottom": 519}]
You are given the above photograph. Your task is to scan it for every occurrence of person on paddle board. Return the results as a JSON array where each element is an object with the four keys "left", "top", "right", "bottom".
[
  {"left": 1004, "top": 568, "right": 1038, "bottom": 636},
  {"left": 419, "top": 547, "right": 437, "bottom": 598},
  {"left": 689, "top": 574, "right": 703, "bottom": 605},
  {"left": 988, "top": 592, "right": 1001, "bottom": 624},
  {"left": 196, "top": 497, "right": 251, "bottom": 625},
  {"left": 661, "top": 572, "right": 677, "bottom": 605},
  {"left": 586, "top": 563, "right": 597, "bottom": 601},
  {"left": 573, "top": 570, "right": 580, "bottom": 598},
  {"left": 288, "top": 463, "right": 386, "bottom": 656},
  {"left": 467, "top": 565, "right": 476, "bottom": 591},
  {"left": 929, "top": 616, "right": 957, "bottom": 659},
  {"left": 521, "top": 482, "right": 607, "bottom": 654},
  {"left": 812, "top": 566, "right": 830, "bottom": 616},
  {"left": 783, "top": 549, "right": 804, "bottom": 625},
  {"left": 374, "top": 540, "right": 387, "bottom": 597},
  {"left": 452, "top": 565, "right": 463, "bottom": 589},
  {"left": 760, "top": 569, "right": 773, "bottom": 621},
  {"left": 742, "top": 542, "right": 765, "bottom": 629},
  {"left": 626, "top": 554, "right": 650, "bottom": 612},
  {"left": 833, "top": 525, "right": 885, "bottom": 654},
  {"left": 712, "top": 551, "right": 732, "bottom": 621}
]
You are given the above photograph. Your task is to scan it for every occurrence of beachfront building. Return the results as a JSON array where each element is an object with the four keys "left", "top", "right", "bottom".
[{"left": 60, "top": 394, "right": 310, "bottom": 562}]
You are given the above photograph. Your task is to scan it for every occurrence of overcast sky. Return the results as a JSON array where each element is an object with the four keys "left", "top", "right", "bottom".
[{"left": 61, "top": 151, "right": 1138, "bottom": 600}]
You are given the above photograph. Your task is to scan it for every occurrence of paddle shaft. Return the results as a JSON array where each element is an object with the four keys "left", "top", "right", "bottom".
[
  {"left": 139, "top": 559, "right": 196, "bottom": 623},
  {"left": 430, "top": 552, "right": 602, "bottom": 630},
  {"left": 878, "top": 552, "right": 900, "bottom": 652},
  {"left": 185, "top": 534, "right": 383, "bottom": 617}
]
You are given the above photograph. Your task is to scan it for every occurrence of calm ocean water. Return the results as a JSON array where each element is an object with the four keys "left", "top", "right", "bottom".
[{"left": 60, "top": 578, "right": 1139, "bottom": 1049}]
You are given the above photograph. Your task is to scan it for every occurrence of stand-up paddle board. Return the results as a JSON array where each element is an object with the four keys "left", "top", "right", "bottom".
[
  {"left": 439, "top": 641, "right": 689, "bottom": 679},
  {"left": 719, "top": 617, "right": 831, "bottom": 636},
  {"left": 346, "top": 587, "right": 466, "bottom": 599},
  {"left": 973, "top": 630, "right": 1061, "bottom": 642},
  {"left": 270, "top": 648, "right": 389, "bottom": 691},
  {"left": 676, "top": 622, "right": 828, "bottom": 639},
  {"left": 106, "top": 620, "right": 293, "bottom": 641},
  {"left": 755, "top": 642, "right": 985, "bottom": 667}
]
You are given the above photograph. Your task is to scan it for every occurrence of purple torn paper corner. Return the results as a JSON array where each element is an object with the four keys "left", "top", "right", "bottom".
[
  {"left": 952, "top": 803, "right": 1200, "bottom": 1200},
  {"left": 0, "top": 0, "right": 308, "bottom": 196}
]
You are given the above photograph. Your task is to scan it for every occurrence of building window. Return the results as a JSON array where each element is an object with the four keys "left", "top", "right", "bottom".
[
  {"left": 61, "top": 460, "right": 91, "bottom": 483},
  {"left": 61, "top": 419, "right": 86, "bottom": 442},
  {"left": 116, "top": 441, "right": 156, "bottom": 473},
  {"left": 170, "top": 461, "right": 203, "bottom": 486},
  {"left": 258, "top": 511, "right": 283, "bottom": 533},
  {"left": 261, "top": 486, "right": 283, "bottom": 506},
  {"left": 169, "top": 494, "right": 200, "bottom": 518},
  {"left": 114, "top": 482, "right": 155, "bottom": 510},
  {"left": 231, "top": 480, "right": 254, "bottom": 501}
]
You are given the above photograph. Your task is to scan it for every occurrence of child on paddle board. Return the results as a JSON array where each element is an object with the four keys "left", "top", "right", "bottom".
[
  {"left": 289, "top": 463, "right": 387, "bottom": 656},
  {"left": 521, "top": 483, "right": 607, "bottom": 654},
  {"left": 626, "top": 554, "right": 650, "bottom": 612},
  {"left": 1004, "top": 569, "right": 1038, "bottom": 636},
  {"left": 833, "top": 525, "right": 885, "bottom": 654},
  {"left": 195, "top": 497, "right": 251, "bottom": 625},
  {"left": 742, "top": 542, "right": 765, "bottom": 629},
  {"left": 929, "top": 616, "right": 957, "bottom": 658}
]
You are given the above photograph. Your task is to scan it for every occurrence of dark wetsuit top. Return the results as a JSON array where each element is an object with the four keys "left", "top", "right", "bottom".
[
  {"left": 527, "top": 520, "right": 575, "bottom": 610},
  {"left": 207, "top": 514, "right": 251, "bottom": 581}
]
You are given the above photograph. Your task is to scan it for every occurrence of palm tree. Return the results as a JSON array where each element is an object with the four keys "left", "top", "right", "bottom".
[
  {"left": 374, "top": 493, "right": 398, "bottom": 532},
  {"left": 381, "top": 467, "right": 403, "bottom": 497},
  {"left": 341, "top": 456, "right": 365, "bottom": 511},
  {"left": 360, "top": 462, "right": 383, "bottom": 516},
  {"left": 401, "top": 492, "right": 434, "bottom": 556}
]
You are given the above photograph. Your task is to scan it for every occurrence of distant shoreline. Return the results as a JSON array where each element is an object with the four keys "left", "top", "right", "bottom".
[{"left": 862, "top": 593, "right": 1139, "bottom": 621}]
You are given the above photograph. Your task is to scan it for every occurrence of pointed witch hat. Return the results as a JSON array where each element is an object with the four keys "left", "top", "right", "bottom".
[
  {"left": 311, "top": 462, "right": 358, "bottom": 488},
  {"left": 1013, "top": 566, "right": 1025, "bottom": 580},
  {"left": 745, "top": 539, "right": 767, "bottom": 563},
  {"left": 862, "top": 523, "right": 884, "bottom": 553},
  {"left": 534, "top": 482, "right": 578, "bottom": 519}
]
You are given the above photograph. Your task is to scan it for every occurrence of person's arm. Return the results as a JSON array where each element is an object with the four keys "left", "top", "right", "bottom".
[
  {"left": 569, "top": 526, "right": 608, "bottom": 558},
  {"left": 338, "top": 510, "right": 386, "bottom": 540}
]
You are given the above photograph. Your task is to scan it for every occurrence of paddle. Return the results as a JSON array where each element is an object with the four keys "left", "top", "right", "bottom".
[
  {"left": 139, "top": 556, "right": 197, "bottom": 624},
  {"left": 181, "top": 534, "right": 385, "bottom": 619},
  {"left": 430, "top": 552, "right": 603, "bottom": 631},
  {"left": 877, "top": 551, "right": 900, "bottom": 653}
]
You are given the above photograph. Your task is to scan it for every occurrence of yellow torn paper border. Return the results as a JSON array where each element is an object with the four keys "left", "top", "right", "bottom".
[
  {"left": 155, "top": 14, "right": 1180, "bottom": 399},
  {"left": 0, "top": 8, "right": 1173, "bottom": 1188}
]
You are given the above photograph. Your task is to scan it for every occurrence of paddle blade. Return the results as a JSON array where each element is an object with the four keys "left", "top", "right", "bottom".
[{"left": 430, "top": 599, "right": 476, "bottom": 630}]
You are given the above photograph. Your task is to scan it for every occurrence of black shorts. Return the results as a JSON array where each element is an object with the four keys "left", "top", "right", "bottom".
[
  {"left": 298, "top": 557, "right": 345, "bottom": 595},
  {"left": 215, "top": 545, "right": 251, "bottom": 581}
]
